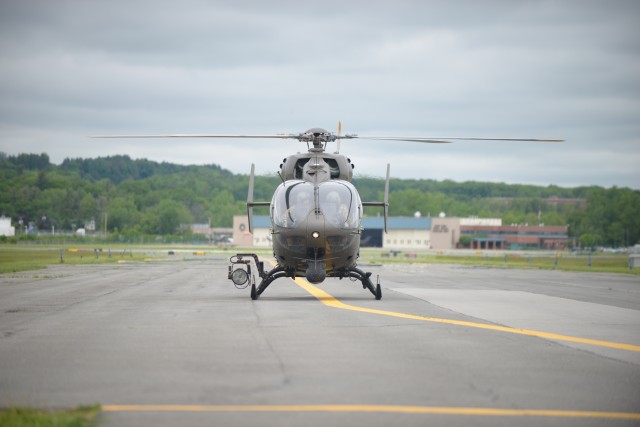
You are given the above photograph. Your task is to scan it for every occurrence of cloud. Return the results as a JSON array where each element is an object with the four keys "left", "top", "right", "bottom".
[{"left": 0, "top": 0, "right": 639, "bottom": 189}]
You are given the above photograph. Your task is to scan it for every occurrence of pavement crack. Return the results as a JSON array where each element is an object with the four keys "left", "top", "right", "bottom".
[{"left": 249, "top": 308, "right": 292, "bottom": 393}]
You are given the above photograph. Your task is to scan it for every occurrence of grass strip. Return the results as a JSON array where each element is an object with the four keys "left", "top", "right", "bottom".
[
  {"left": 0, "top": 405, "right": 100, "bottom": 427},
  {"left": 0, "top": 247, "right": 156, "bottom": 274}
]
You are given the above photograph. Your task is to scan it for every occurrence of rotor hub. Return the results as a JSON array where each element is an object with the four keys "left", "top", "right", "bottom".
[{"left": 300, "top": 128, "right": 338, "bottom": 150}]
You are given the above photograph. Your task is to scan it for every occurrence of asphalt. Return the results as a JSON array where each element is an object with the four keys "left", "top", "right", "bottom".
[{"left": 0, "top": 254, "right": 639, "bottom": 426}]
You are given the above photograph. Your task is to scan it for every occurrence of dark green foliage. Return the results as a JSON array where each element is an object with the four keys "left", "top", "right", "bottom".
[
  {"left": 59, "top": 155, "right": 229, "bottom": 184},
  {"left": 3, "top": 153, "right": 51, "bottom": 171},
  {"left": 1, "top": 152, "right": 638, "bottom": 246}
]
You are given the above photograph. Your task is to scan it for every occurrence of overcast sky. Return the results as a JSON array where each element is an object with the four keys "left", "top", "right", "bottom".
[{"left": 1, "top": 0, "right": 639, "bottom": 189}]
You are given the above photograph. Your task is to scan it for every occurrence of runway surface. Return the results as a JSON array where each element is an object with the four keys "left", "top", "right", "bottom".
[{"left": 1, "top": 255, "right": 639, "bottom": 426}]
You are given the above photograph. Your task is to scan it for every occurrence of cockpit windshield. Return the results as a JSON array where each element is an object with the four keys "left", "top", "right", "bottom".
[
  {"left": 318, "top": 181, "right": 360, "bottom": 228},
  {"left": 271, "top": 181, "right": 314, "bottom": 227},
  {"left": 271, "top": 180, "right": 361, "bottom": 229}
]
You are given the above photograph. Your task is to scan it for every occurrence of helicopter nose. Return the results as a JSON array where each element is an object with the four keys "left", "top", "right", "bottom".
[
  {"left": 305, "top": 214, "right": 326, "bottom": 248},
  {"left": 304, "top": 214, "right": 326, "bottom": 283}
]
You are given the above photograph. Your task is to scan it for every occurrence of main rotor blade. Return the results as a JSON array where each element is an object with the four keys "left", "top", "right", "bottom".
[
  {"left": 346, "top": 136, "right": 564, "bottom": 143},
  {"left": 349, "top": 136, "right": 452, "bottom": 143},
  {"left": 91, "top": 133, "right": 564, "bottom": 143},
  {"left": 90, "top": 134, "right": 301, "bottom": 139}
]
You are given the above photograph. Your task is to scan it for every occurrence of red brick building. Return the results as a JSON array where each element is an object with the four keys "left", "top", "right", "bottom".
[{"left": 462, "top": 225, "right": 569, "bottom": 250}]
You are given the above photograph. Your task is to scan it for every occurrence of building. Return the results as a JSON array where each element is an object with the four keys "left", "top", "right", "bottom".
[
  {"left": 373, "top": 217, "right": 432, "bottom": 249},
  {"left": 430, "top": 216, "right": 462, "bottom": 250},
  {"left": 0, "top": 216, "right": 15, "bottom": 237},
  {"left": 232, "top": 214, "right": 568, "bottom": 251},
  {"left": 460, "top": 217, "right": 502, "bottom": 226},
  {"left": 233, "top": 215, "right": 273, "bottom": 247},
  {"left": 188, "top": 223, "right": 233, "bottom": 243},
  {"left": 461, "top": 225, "right": 569, "bottom": 250},
  {"left": 190, "top": 223, "right": 212, "bottom": 235}
]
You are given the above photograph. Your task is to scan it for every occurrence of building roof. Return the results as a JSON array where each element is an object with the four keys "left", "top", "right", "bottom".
[
  {"left": 363, "top": 216, "right": 432, "bottom": 230},
  {"left": 253, "top": 216, "right": 272, "bottom": 228}
]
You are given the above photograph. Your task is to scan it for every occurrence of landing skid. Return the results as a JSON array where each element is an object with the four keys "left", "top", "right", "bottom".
[
  {"left": 338, "top": 266, "right": 382, "bottom": 300},
  {"left": 228, "top": 254, "right": 381, "bottom": 300},
  {"left": 228, "top": 254, "right": 292, "bottom": 300},
  {"left": 251, "top": 265, "right": 288, "bottom": 300}
]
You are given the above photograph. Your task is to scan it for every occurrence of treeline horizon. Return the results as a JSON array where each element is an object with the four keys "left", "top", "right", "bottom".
[{"left": 1, "top": 152, "right": 639, "bottom": 247}]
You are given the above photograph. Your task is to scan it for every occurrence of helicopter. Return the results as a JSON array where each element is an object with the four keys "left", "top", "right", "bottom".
[{"left": 93, "top": 125, "right": 562, "bottom": 300}]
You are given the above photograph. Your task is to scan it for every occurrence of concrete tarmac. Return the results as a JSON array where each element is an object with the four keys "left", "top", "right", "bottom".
[{"left": 1, "top": 255, "right": 639, "bottom": 426}]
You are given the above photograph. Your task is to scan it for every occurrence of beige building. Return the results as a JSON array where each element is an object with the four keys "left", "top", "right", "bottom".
[
  {"left": 233, "top": 215, "right": 272, "bottom": 247},
  {"left": 430, "top": 217, "right": 461, "bottom": 250},
  {"left": 430, "top": 217, "right": 503, "bottom": 250}
]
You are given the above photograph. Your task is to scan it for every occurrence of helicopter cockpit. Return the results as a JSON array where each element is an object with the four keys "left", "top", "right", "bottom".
[{"left": 271, "top": 180, "right": 361, "bottom": 229}]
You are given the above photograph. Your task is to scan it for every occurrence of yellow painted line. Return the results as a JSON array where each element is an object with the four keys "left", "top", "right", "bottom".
[
  {"left": 102, "top": 404, "right": 640, "bottom": 419},
  {"left": 292, "top": 277, "right": 640, "bottom": 353}
]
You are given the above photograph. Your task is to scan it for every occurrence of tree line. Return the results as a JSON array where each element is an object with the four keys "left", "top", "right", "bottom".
[{"left": 1, "top": 152, "right": 638, "bottom": 247}]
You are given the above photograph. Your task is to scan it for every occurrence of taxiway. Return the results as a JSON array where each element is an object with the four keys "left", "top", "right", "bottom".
[{"left": 0, "top": 255, "right": 639, "bottom": 426}]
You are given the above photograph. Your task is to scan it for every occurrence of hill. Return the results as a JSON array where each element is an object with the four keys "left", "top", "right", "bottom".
[{"left": 1, "top": 152, "right": 638, "bottom": 247}]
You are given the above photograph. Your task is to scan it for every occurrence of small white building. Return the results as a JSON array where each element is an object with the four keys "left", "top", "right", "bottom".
[
  {"left": 0, "top": 216, "right": 15, "bottom": 237},
  {"left": 460, "top": 217, "right": 502, "bottom": 226}
]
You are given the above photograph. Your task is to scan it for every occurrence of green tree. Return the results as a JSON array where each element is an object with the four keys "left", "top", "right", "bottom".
[
  {"left": 209, "top": 190, "right": 245, "bottom": 227},
  {"left": 78, "top": 195, "right": 97, "bottom": 225},
  {"left": 3, "top": 152, "right": 639, "bottom": 242},
  {"left": 143, "top": 200, "right": 192, "bottom": 234},
  {"left": 107, "top": 197, "right": 140, "bottom": 232},
  {"left": 579, "top": 233, "right": 597, "bottom": 248}
]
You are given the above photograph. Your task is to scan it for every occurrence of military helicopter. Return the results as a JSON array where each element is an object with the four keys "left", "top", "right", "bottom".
[{"left": 93, "top": 125, "right": 562, "bottom": 300}]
